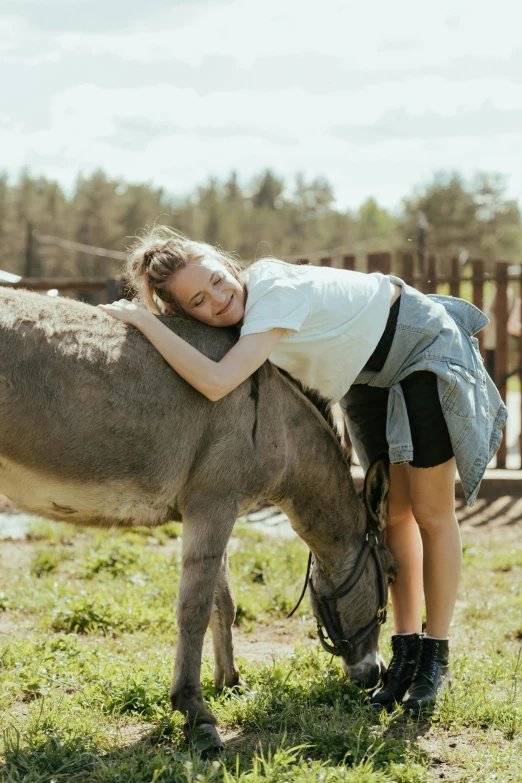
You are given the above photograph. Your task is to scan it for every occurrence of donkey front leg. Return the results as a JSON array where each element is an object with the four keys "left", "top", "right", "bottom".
[
  {"left": 209, "top": 551, "right": 243, "bottom": 690},
  {"left": 170, "top": 507, "right": 235, "bottom": 742}
]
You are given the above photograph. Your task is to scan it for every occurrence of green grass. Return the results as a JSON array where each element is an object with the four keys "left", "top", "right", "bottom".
[{"left": 0, "top": 518, "right": 520, "bottom": 782}]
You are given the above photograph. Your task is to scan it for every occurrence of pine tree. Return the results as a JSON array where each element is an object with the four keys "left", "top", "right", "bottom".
[{"left": 72, "top": 171, "right": 123, "bottom": 277}]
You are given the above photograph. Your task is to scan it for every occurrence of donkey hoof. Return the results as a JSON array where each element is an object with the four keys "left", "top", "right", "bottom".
[{"left": 184, "top": 722, "right": 224, "bottom": 755}]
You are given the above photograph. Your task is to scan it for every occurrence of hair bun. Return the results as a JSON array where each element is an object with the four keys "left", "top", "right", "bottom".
[{"left": 143, "top": 247, "right": 157, "bottom": 267}]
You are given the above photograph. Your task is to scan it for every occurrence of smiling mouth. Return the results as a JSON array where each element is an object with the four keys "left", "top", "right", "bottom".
[{"left": 217, "top": 295, "right": 233, "bottom": 315}]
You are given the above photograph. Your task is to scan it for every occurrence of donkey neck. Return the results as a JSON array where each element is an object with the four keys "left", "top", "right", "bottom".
[{"left": 275, "top": 392, "right": 366, "bottom": 576}]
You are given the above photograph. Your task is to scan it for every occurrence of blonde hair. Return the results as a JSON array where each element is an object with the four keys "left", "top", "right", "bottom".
[{"left": 124, "top": 225, "right": 245, "bottom": 316}]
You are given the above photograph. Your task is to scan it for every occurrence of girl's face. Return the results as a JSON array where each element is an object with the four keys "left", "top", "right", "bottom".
[{"left": 168, "top": 257, "right": 245, "bottom": 327}]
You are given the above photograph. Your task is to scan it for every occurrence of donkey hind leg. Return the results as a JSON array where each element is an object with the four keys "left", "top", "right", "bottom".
[
  {"left": 209, "top": 551, "right": 243, "bottom": 690},
  {"left": 169, "top": 503, "right": 236, "bottom": 750}
]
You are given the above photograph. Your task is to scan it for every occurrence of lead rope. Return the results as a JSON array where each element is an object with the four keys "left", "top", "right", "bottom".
[{"left": 287, "top": 551, "right": 313, "bottom": 618}]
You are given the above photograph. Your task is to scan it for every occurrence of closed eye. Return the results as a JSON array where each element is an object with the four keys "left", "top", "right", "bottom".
[{"left": 191, "top": 273, "right": 223, "bottom": 308}]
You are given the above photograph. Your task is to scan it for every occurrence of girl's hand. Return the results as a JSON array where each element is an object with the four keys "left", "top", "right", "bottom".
[{"left": 97, "top": 298, "right": 150, "bottom": 326}]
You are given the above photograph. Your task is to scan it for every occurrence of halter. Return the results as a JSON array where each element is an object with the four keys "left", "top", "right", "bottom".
[{"left": 289, "top": 530, "right": 389, "bottom": 658}]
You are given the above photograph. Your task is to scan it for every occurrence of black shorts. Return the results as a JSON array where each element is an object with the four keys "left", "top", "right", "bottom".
[{"left": 342, "top": 298, "right": 454, "bottom": 469}]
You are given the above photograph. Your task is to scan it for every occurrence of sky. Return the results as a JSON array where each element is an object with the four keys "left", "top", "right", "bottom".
[{"left": 2, "top": 0, "right": 522, "bottom": 212}]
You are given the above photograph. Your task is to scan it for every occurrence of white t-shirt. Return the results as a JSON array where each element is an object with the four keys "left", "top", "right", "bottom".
[{"left": 240, "top": 259, "right": 394, "bottom": 402}]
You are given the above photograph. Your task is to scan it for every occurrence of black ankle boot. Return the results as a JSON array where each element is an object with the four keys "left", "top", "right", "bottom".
[
  {"left": 402, "top": 636, "right": 451, "bottom": 711},
  {"left": 370, "top": 633, "right": 421, "bottom": 710}
]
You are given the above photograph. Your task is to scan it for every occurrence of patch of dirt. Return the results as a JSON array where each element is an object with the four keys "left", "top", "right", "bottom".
[
  {"left": 0, "top": 608, "right": 38, "bottom": 640},
  {"left": 415, "top": 725, "right": 517, "bottom": 782},
  {"left": 457, "top": 495, "right": 522, "bottom": 545},
  {"left": 233, "top": 619, "right": 314, "bottom": 663},
  {"left": 0, "top": 541, "right": 38, "bottom": 640},
  {"left": 0, "top": 540, "right": 34, "bottom": 573},
  {"left": 116, "top": 722, "right": 156, "bottom": 746},
  {"left": 218, "top": 727, "right": 264, "bottom": 755},
  {"left": 0, "top": 614, "right": 21, "bottom": 637},
  {"left": 2, "top": 701, "right": 30, "bottom": 724},
  {"left": 202, "top": 617, "right": 313, "bottom": 666}
]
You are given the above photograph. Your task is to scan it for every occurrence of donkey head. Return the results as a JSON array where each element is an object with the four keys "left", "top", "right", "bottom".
[{"left": 309, "top": 454, "right": 396, "bottom": 688}]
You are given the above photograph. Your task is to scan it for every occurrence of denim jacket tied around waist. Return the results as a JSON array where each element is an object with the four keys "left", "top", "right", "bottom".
[{"left": 349, "top": 275, "right": 508, "bottom": 506}]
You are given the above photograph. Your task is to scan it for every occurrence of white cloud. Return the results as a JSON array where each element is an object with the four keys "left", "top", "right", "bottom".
[
  {"left": 2, "top": 0, "right": 522, "bottom": 210},
  {"left": 41, "top": 77, "right": 522, "bottom": 138},
  {"left": 50, "top": 0, "right": 522, "bottom": 68}
]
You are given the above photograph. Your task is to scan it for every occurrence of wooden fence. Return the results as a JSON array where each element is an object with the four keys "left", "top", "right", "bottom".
[{"left": 3, "top": 252, "right": 521, "bottom": 469}]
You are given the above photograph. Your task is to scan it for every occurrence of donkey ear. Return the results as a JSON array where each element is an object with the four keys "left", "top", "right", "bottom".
[{"left": 363, "top": 452, "right": 390, "bottom": 530}]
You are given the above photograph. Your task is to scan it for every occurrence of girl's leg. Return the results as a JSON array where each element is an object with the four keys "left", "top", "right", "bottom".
[
  {"left": 408, "top": 456, "right": 460, "bottom": 638},
  {"left": 401, "top": 456, "right": 458, "bottom": 710},
  {"left": 386, "top": 465, "right": 422, "bottom": 634},
  {"left": 341, "top": 384, "right": 424, "bottom": 632},
  {"left": 370, "top": 463, "right": 424, "bottom": 708},
  {"left": 386, "top": 463, "right": 423, "bottom": 634}
]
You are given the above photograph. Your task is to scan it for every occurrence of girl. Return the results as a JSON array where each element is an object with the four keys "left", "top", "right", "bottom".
[{"left": 99, "top": 226, "right": 507, "bottom": 712}]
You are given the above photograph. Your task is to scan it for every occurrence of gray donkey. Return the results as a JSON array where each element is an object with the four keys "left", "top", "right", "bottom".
[{"left": 0, "top": 287, "right": 394, "bottom": 750}]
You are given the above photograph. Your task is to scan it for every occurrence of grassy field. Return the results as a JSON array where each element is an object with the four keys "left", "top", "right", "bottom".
[{"left": 0, "top": 513, "right": 521, "bottom": 783}]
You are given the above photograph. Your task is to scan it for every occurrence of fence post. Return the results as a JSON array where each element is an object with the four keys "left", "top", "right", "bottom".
[
  {"left": 24, "top": 222, "right": 41, "bottom": 278},
  {"left": 367, "top": 252, "right": 391, "bottom": 275},
  {"left": 380, "top": 252, "right": 391, "bottom": 275},
  {"left": 106, "top": 278, "right": 123, "bottom": 303},
  {"left": 401, "top": 253, "right": 414, "bottom": 287},
  {"left": 425, "top": 254, "right": 437, "bottom": 294},
  {"left": 472, "top": 259, "right": 485, "bottom": 354},
  {"left": 495, "top": 262, "right": 508, "bottom": 469},
  {"left": 449, "top": 258, "right": 460, "bottom": 298},
  {"left": 343, "top": 255, "right": 355, "bottom": 271},
  {"left": 519, "top": 267, "right": 522, "bottom": 469}
]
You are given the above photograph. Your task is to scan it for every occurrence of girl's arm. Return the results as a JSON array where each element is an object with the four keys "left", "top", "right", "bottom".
[{"left": 98, "top": 300, "right": 285, "bottom": 401}]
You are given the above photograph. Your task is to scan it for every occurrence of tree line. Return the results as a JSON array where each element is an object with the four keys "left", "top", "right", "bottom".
[{"left": 0, "top": 168, "right": 520, "bottom": 279}]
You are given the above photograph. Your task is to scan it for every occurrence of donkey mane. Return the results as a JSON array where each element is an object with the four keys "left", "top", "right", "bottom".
[{"left": 275, "top": 367, "right": 351, "bottom": 463}]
